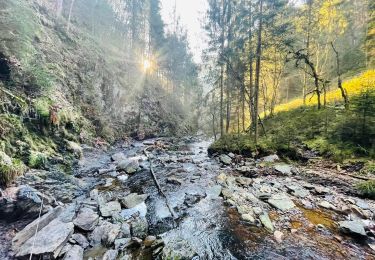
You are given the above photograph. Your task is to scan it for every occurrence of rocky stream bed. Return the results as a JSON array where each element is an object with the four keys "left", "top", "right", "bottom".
[{"left": 1, "top": 136, "right": 375, "bottom": 259}]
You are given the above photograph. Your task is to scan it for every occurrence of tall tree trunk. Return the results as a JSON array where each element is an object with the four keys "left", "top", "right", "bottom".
[
  {"left": 303, "top": 0, "right": 313, "bottom": 105},
  {"left": 248, "top": 2, "right": 255, "bottom": 132},
  {"left": 331, "top": 42, "right": 349, "bottom": 109},
  {"left": 54, "top": 0, "right": 64, "bottom": 17},
  {"left": 254, "top": 0, "right": 263, "bottom": 145},
  {"left": 67, "top": 0, "right": 75, "bottom": 32},
  {"left": 219, "top": 0, "right": 226, "bottom": 137}
]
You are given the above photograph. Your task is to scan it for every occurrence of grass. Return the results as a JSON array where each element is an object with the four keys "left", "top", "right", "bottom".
[
  {"left": 0, "top": 158, "right": 27, "bottom": 187},
  {"left": 267, "top": 70, "right": 375, "bottom": 115},
  {"left": 356, "top": 180, "right": 375, "bottom": 199}
]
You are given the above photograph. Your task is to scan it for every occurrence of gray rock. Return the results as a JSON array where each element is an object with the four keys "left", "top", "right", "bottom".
[
  {"left": 117, "top": 159, "right": 140, "bottom": 174},
  {"left": 63, "top": 245, "right": 83, "bottom": 260},
  {"left": 70, "top": 233, "right": 89, "bottom": 249},
  {"left": 131, "top": 217, "right": 148, "bottom": 239},
  {"left": 12, "top": 206, "right": 63, "bottom": 250},
  {"left": 15, "top": 219, "right": 74, "bottom": 258},
  {"left": 314, "top": 186, "right": 330, "bottom": 194},
  {"left": 59, "top": 204, "right": 78, "bottom": 223},
  {"left": 356, "top": 199, "right": 370, "bottom": 210},
  {"left": 111, "top": 152, "right": 127, "bottom": 162},
  {"left": 162, "top": 238, "right": 197, "bottom": 259},
  {"left": 121, "top": 193, "right": 148, "bottom": 209},
  {"left": 73, "top": 207, "right": 99, "bottom": 231},
  {"left": 167, "top": 176, "right": 183, "bottom": 185},
  {"left": 262, "top": 154, "right": 279, "bottom": 163},
  {"left": 206, "top": 185, "right": 222, "bottom": 198},
  {"left": 120, "top": 202, "right": 147, "bottom": 220},
  {"left": 102, "top": 249, "right": 118, "bottom": 260},
  {"left": 219, "top": 154, "right": 232, "bottom": 165},
  {"left": 274, "top": 164, "right": 293, "bottom": 175},
  {"left": 268, "top": 194, "right": 295, "bottom": 211},
  {"left": 89, "top": 221, "right": 121, "bottom": 246},
  {"left": 260, "top": 213, "right": 274, "bottom": 232},
  {"left": 241, "top": 214, "right": 255, "bottom": 223},
  {"left": 144, "top": 236, "right": 157, "bottom": 247},
  {"left": 114, "top": 238, "right": 132, "bottom": 250},
  {"left": 236, "top": 177, "right": 253, "bottom": 186},
  {"left": 319, "top": 201, "right": 336, "bottom": 210},
  {"left": 100, "top": 201, "right": 121, "bottom": 217},
  {"left": 339, "top": 220, "right": 367, "bottom": 237}
]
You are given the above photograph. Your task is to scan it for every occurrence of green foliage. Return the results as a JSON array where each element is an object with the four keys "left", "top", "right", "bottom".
[
  {"left": 28, "top": 151, "right": 47, "bottom": 169},
  {"left": 210, "top": 92, "right": 375, "bottom": 161},
  {"left": 356, "top": 180, "right": 375, "bottom": 199},
  {"left": 0, "top": 158, "right": 27, "bottom": 187},
  {"left": 34, "top": 97, "right": 52, "bottom": 118}
]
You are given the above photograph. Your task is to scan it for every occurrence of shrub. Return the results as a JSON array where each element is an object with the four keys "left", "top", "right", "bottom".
[
  {"left": 356, "top": 180, "right": 375, "bottom": 199},
  {"left": 0, "top": 158, "right": 27, "bottom": 187},
  {"left": 28, "top": 151, "right": 47, "bottom": 169}
]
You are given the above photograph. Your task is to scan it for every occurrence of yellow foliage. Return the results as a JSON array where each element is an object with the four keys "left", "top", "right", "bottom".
[{"left": 270, "top": 70, "right": 375, "bottom": 115}]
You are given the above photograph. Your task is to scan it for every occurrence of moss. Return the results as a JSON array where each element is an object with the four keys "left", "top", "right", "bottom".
[
  {"left": 0, "top": 158, "right": 27, "bottom": 187},
  {"left": 28, "top": 151, "right": 47, "bottom": 169},
  {"left": 34, "top": 97, "right": 52, "bottom": 118},
  {"left": 356, "top": 180, "right": 375, "bottom": 199}
]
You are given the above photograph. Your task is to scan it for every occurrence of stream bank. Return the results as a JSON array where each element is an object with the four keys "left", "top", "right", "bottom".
[{"left": 0, "top": 136, "right": 374, "bottom": 259}]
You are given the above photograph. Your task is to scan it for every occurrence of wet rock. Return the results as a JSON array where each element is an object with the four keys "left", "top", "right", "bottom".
[
  {"left": 117, "top": 175, "right": 129, "bottom": 183},
  {"left": 114, "top": 238, "right": 132, "bottom": 250},
  {"left": 63, "top": 245, "right": 83, "bottom": 260},
  {"left": 339, "top": 220, "right": 367, "bottom": 237},
  {"left": 319, "top": 201, "right": 336, "bottom": 210},
  {"left": 73, "top": 207, "right": 99, "bottom": 231},
  {"left": 117, "top": 159, "right": 140, "bottom": 174},
  {"left": 268, "top": 194, "right": 295, "bottom": 211},
  {"left": 120, "top": 202, "right": 147, "bottom": 220},
  {"left": 102, "top": 249, "right": 118, "bottom": 260},
  {"left": 262, "top": 154, "right": 279, "bottom": 163},
  {"left": 131, "top": 217, "right": 148, "bottom": 239},
  {"left": 70, "top": 233, "right": 89, "bottom": 249},
  {"left": 219, "top": 154, "right": 232, "bottom": 165},
  {"left": 206, "top": 185, "right": 222, "bottom": 199},
  {"left": 15, "top": 185, "right": 46, "bottom": 217},
  {"left": 15, "top": 219, "right": 74, "bottom": 259},
  {"left": 260, "top": 213, "right": 274, "bottom": 232},
  {"left": 121, "top": 193, "right": 148, "bottom": 209},
  {"left": 241, "top": 214, "right": 255, "bottom": 223},
  {"left": 236, "top": 166, "right": 258, "bottom": 177},
  {"left": 12, "top": 206, "right": 63, "bottom": 250},
  {"left": 274, "top": 231, "right": 283, "bottom": 243},
  {"left": 162, "top": 238, "right": 197, "bottom": 259},
  {"left": 100, "top": 201, "right": 121, "bottom": 217},
  {"left": 167, "top": 176, "right": 183, "bottom": 185},
  {"left": 89, "top": 221, "right": 121, "bottom": 246},
  {"left": 274, "top": 164, "right": 293, "bottom": 175},
  {"left": 111, "top": 152, "right": 127, "bottom": 162},
  {"left": 356, "top": 199, "right": 370, "bottom": 210},
  {"left": 144, "top": 236, "right": 157, "bottom": 247}
]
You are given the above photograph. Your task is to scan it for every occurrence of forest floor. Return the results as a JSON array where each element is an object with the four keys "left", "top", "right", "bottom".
[{"left": 1, "top": 136, "right": 375, "bottom": 259}]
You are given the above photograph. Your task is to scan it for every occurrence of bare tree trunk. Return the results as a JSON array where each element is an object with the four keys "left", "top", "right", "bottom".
[
  {"left": 219, "top": 0, "right": 226, "bottom": 137},
  {"left": 54, "top": 0, "right": 64, "bottom": 17},
  {"left": 331, "top": 42, "right": 349, "bottom": 109},
  {"left": 67, "top": 0, "right": 75, "bottom": 32},
  {"left": 226, "top": 64, "right": 231, "bottom": 133},
  {"left": 303, "top": 0, "right": 313, "bottom": 105},
  {"left": 254, "top": 0, "right": 263, "bottom": 145},
  {"left": 248, "top": 2, "right": 255, "bottom": 132}
]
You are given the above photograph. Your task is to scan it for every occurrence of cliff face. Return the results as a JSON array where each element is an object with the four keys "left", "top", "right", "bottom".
[{"left": 0, "top": 0, "right": 196, "bottom": 185}]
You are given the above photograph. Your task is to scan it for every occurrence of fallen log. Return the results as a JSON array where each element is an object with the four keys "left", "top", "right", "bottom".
[{"left": 143, "top": 146, "right": 177, "bottom": 220}]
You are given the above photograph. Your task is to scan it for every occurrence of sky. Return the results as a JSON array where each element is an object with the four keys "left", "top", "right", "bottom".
[{"left": 160, "top": 0, "right": 208, "bottom": 63}]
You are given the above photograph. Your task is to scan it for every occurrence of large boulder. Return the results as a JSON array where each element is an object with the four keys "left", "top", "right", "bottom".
[
  {"left": 116, "top": 159, "right": 140, "bottom": 174},
  {"left": 15, "top": 219, "right": 74, "bottom": 259},
  {"left": 161, "top": 238, "right": 197, "bottom": 260},
  {"left": 12, "top": 206, "right": 63, "bottom": 250},
  {"left": 111, "top": 152, "right": 127, "bottom": 162},
  {"left": 120, "top": 202, "right": 147, "bottom": 220},
  {"left": 339, "top": 220, "right": 367, "bottom": 237},
  {"left": 73, "top": 207, "right": 99, "bottom": 231},
  {"left": 219, "top": 154, "right": 232, "bottom": 165},
  {"left": 89, "top": 221, "right": 121, "bottom": 246}
]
